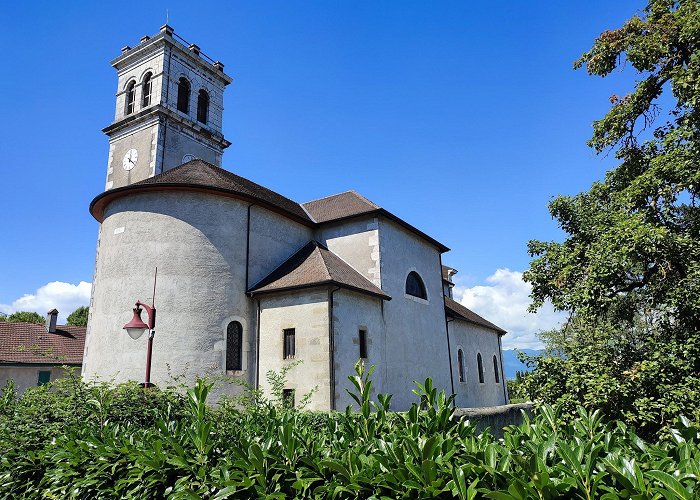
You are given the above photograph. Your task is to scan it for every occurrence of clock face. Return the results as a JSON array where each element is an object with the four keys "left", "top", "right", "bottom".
[
  {"left": 182, "top": 154, "right": 196, "bottom": 163},
  {"left": 122, "top": 149, "right": 138, "bottom": 171}
]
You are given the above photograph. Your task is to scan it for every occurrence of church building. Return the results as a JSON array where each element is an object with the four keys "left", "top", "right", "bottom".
[{"left": 82, "top": 26, "right": 508, "bottom": 410}]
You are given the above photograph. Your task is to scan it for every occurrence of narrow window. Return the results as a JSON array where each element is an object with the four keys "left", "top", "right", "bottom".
[
  {"left": 226, "top": 321, "right": 243, "bottom": 371},
  {"left": 177, "top": 77, "right": 190, "bottom": 113},
  {"left": 197, "top": 89, "right": 209, "bottom": 124},
  {"left": 37, "top": 370, "right": 51, "bottom": 386},
  {"left": 405, "top": 271, "right": 427, "bottom": 299},
  {"left": 142, "top": 72, "right": 152, "bottom": 107},
  {"left": 493, "top": 355, "right": 500, "bottom": 384},
  {"left": 283, "top": 328, "right": 295, "bottom": 359},
  {"left": 125, "top": 80, "right": 136, "bottom": 115},
  {"left": 359, "top": 329, "right": 367, "bottom": 359},
  {"left": 282, "top": 389, "right": 295, "bottom": 408},
  {"left": 477, "top": 353, "right": 484, "bottom": 383},
  {"left": 457, "top": 349, "right": 465, "bottom": 383}
]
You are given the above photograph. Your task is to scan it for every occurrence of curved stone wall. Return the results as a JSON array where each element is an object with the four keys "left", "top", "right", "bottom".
[{"left": 83, "top": 191, "right": 255, "bottom": 390}]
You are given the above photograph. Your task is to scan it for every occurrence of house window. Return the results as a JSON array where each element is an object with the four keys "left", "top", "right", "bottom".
[
  {"left": 282, "top": 389, "right": 295, "bottom": 408},
  {"left": 359, "top": 329, "right": 367, "bottom": 359},
  {"left": 493, "top": 355, "right": 500, "bottom": 384},
  {"left": 142, "top": 72, "right": 152, "bottom": 107},
  {"left": 477, "top": 353, "right": 484, "bottom": 383},
  {"left": 37, "top": 370, "right": 51, "bottom": 386},
  {"left": 405, "top": 271, "right": 427, "bottom": 299},
  {"left": 283, "top": 328, "right": 295, "bottom": 359},
  {"left": 226, "top": 321, "right": 243, "bottom": 371},
  {"left": 197, "top": 89, "right": 209, "bottom": 124},
  {"left": 177, "top": 77, "right": 190, "bottom": 113},
  {"left": 125, "top": 80, "right": 136, "bottom": 115},
  {"left": 457, "top": 349, "right": 465, "bottom": 383}
]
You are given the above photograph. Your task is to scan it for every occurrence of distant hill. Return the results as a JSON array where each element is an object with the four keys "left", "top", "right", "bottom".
[{"left": 502, "top": 349, "right": 542, "bottom": 380}]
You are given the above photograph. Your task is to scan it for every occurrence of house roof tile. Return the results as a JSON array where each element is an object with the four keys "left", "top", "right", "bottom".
[{"left": 0, "top": 322, "right": 86, "bottom": 365}]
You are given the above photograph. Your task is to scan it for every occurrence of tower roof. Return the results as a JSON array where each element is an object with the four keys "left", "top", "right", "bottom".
[
  {"left": 90, "top": 160, "right": 314, "bottom": 225},
  {"left": 248, "top": 241, "right": 391, "bottom": 300}
]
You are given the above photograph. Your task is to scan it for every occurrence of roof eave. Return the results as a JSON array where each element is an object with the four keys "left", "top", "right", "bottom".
[
  {"left": 248, "top": 280, "right": 391, "bottom": 301},
  {"left": 90, "top": 183, "right": 315, "bottom": 226}
]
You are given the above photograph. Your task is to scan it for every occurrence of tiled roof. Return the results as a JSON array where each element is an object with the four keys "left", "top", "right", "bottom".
[
  {"left": 444, "top": 297, "right": 506, "bottom": 334},
  {"left": 303, "top": 191, "right": 450, "bottom": 252},
  {"left": 91, "top": 160, "right": 314, "bottom": 224},
  {"left": 0, "top": 322, "right": 86, "bottom": 365},
  {"left": 302, "top": 191, "right": 380, "bottom": 223},
  {"left": 249, "top": 241, "right": 391, "bottom": 300}
]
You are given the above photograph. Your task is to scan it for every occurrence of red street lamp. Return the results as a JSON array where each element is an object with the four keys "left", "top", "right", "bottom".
[{"left": 123, "top": 269, "right": 158, "bottom": 388}]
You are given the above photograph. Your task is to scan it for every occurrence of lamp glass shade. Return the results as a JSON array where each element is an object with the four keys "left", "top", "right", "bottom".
[
  {"left": 126, "top": 326, "right": 147, "bottom": 339},
  {"left": 123, "top": 308, "right": 149, "bottom": 339}
]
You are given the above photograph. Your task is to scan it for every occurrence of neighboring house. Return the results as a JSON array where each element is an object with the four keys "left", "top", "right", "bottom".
[
  {"left": 0, "top": 309, "right": 85, "bottom": 393},
  {"left": 82, "top": 25, "right": 508, "bottom": 410}
]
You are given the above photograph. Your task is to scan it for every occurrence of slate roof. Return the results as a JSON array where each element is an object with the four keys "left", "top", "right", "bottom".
[
  {"left": 91, "top": 160, "right": 314, "bottom": 224},
  {"left": 0, "top": 322, "right": 86, "bottom": 365},
  {"left": 302, "top": 191, "right": 450, "bottom": 252},
  {"left": 444, "top": 297, "right": 506, "bottom": 334},
  {"left": 248, "top": 241, "right": 391, "bottom": 300},
  {"left": 302, "top": 191, "right": 380, "bottom": 223}
]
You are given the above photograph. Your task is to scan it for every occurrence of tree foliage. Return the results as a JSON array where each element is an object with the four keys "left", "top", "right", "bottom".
[
  {"left": 66, "top": 306, "right": 89, "bottom": 327},
  {"left": 0, "top": 311, "right": 45, "bottom": 324},
  {"left": 1, "top": 367, "right": 700, "bottom": 498},
  {"left": 522, "top": 0, "right": 700, "bottom": 435}
]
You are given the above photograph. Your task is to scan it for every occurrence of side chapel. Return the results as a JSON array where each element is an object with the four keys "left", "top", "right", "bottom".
[{"left": 82, "top": 26, "right": 509, "bottom": 410}]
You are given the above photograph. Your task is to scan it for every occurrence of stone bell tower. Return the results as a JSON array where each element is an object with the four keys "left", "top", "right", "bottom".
[{"left": 102, "top": 25, "right": 232, "bottom": 190}]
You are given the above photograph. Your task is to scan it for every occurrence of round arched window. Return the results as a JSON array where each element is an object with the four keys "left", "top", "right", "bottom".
[
  {"left": 226, "top": 321, "right": 242, "bottom": 371},
  {"left": 405, "top": 271, "right": 427, "bottom": 299}
]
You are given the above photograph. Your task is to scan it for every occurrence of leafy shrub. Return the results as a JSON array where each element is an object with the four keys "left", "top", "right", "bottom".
[{"left": 0, "top": 362, "right": 698, "bottom": 498}]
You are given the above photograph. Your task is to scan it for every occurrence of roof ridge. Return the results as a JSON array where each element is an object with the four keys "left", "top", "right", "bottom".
[{"left": 302, "top": 190, "right": 359, "bottom": 206}]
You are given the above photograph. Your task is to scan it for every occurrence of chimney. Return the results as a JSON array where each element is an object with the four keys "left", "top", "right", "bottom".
[{"left": 46, "top": 309, "right": 58, "bottom": 333}]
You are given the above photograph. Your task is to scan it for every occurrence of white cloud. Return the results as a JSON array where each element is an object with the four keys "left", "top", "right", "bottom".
[
  {"left": 0, "top": 281, "right": 92, "bottom": 324},
  {"left": 453, "top": 269, "right": 565, "bottom": 350}
]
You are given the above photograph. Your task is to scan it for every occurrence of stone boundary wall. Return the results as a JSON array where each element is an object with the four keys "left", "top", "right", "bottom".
[{"left": 454, "top": 402, "right": 534, "bottom": 437}]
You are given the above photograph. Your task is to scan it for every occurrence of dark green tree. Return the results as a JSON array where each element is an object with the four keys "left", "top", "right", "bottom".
[
  {"left": 66, "top": 306, "right": 89, "bottom": 327},
  {"left": 522, "top": 0, "right": 700, "bottom": 436},
  {"left": 3, "top": 311, "right": 45, "bottom": 324}
]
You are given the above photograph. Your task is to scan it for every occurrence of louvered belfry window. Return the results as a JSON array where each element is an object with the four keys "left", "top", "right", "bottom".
[
  {"left": 177, "top": 77, "right": 190, "bottom": 113},
  {"left": 226, "top": 321, "right": 242, "bottom": 371},
  {"left": 283, "top": 328, "right": 296, "bottom": 359}
]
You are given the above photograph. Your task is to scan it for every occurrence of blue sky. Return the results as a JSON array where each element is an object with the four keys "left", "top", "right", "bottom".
[{"left": 0, "top": 1, "right": 644, "bottom": 347}]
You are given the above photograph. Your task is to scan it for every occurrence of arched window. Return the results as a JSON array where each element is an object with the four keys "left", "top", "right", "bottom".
[
  {"left": 226, "top": 321, "right": 242, "bottom": 371},
  {"left": 142, "top": 72, "right": 152, "bottom": 107},
  {"left": 457, "top": 349, "right": 465, "bottom": 383},
  {"left": 177, "top": 77, "right": 190, "bottom": 114},
  {"left": 493, "top": 355, "right": 500, "bottom": 383},
  {"left": 197, "top": 89, "right": 209, "bottom": 124},
  {"left": 125, "top": 80, "right": 136, "bottom": 115},
  {"left": 405, "top": 271, "right": 427, "bottom": 299},
  {"left": 477, "top": 353, "right": 484, "bottom": 383}
]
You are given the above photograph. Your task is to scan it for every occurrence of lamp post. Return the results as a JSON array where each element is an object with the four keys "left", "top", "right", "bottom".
[{"left": 123, "top": 268, "right": 158, "bottom": 388}]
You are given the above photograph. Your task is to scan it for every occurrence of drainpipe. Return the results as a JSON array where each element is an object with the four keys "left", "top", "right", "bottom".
[
  {"left": 439, "top": 254, "right": 456, "bottom": 405},
  {"left": 498, "top": 335, "right": 508, "bottom": 404},
  {"left": 255, "top": 299, "right": 261, "bottom": 391},
  {"left": 328, "top": 286, "right": 341, "bottom": 411},
  {"left": 245, "top": 204, "right": 253, "bottom": 290}
]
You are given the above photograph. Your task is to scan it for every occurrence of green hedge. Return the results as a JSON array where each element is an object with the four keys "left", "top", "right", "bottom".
[{"left": 0, "top": 365, "right": 698, "bottom": 499}]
